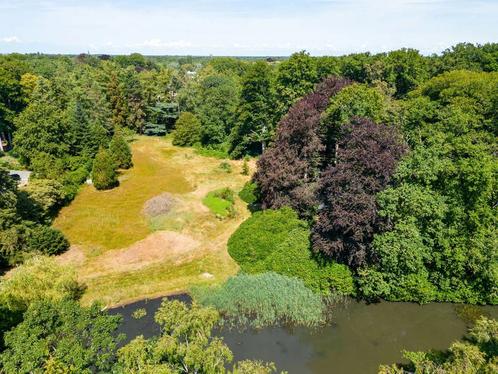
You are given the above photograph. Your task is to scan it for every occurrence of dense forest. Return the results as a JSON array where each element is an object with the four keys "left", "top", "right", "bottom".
[{"left": 0, "top": 42, "right": 497, "bottom": 372}]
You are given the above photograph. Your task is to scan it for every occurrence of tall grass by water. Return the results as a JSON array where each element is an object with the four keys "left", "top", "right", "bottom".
[{"left": 191, "top": 272, "right": 325, "bottom": 328}]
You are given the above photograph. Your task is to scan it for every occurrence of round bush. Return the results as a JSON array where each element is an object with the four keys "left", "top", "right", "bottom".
[
  {"left": 228, "top": 207, "right": 307, "bottom": 270},
  {"left": 26, "top": 226, "right": 69, "bottom": 256}
]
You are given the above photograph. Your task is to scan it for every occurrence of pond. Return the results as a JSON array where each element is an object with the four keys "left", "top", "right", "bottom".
[{"left": 109, "top": 296, "right": 498, "bottom": 374}]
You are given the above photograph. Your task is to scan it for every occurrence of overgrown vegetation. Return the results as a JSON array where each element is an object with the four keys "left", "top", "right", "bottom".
[
  {"left": 238, "top": 181, "right": 258, "bottom": 205},
  {"left": 0, "top": 168, "right": 69, "bottom": 265},
  {"left": 228, "top": 207, "right": 354, "bottom": 295},
  {"left": 0, "top": 257, "right": 279, "bottom": 373},
  {"left": 203, "top": 188, "right": 236, "bottom": 218},
  {"left": 192, "top": 272, "right": 326, "bottom": 328}
]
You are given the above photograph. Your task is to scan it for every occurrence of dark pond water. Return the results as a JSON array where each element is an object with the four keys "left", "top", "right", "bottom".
[{"left": 109, "top": 296, "right": 498, "bottom": 374}]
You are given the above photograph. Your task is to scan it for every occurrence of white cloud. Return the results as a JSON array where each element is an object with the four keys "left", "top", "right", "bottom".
[
  {"left": 1, "top": 36, "right": 21, "bottom": 43},
  {"left": 138, "top": 39, "right": 193, "bottom": 49}
]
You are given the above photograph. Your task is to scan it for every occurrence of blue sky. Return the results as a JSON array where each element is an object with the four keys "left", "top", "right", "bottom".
[{"left": 1, "top": 0, "right": 497, "bottom": 55}]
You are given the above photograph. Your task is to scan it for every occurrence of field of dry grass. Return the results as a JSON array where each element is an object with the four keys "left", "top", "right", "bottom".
[{"left": 54, "top": 136, "right": 253, "bottom": 306}]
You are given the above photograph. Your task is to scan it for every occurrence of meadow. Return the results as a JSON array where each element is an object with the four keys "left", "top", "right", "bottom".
[{"left": 54, "top": 136, "right": 253, "bottom": 306}]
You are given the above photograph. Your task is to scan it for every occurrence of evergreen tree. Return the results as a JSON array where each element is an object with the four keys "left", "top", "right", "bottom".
[
  {"left": 109, "top": 133, "right": 132, "bottom": 169},
  {"left": 171, "top": 112, "right": 202, "bottom": 146},
  {"left": 92, "top": 147, "right": 118, "bottom": 190}
]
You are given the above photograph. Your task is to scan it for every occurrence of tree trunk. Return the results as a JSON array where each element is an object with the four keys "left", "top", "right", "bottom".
[{"left": 7, "top": 131, "right": 12, "bottom": 151}]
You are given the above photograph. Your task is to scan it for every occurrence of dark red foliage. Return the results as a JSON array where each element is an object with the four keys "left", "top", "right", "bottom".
[
  {"left": 311, "top": 118, "right": 407, "bottom": 266},
  {"left": 254, "top": 76, "right": 351, "bottom": 217}
]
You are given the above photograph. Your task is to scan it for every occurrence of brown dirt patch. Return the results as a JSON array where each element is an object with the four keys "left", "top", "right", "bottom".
[
  {"left": 57, "top": 245, "right": 86, "bottom": 266},
  {"left": 83, "top": 231, "right": 200, "bottom": 278}
]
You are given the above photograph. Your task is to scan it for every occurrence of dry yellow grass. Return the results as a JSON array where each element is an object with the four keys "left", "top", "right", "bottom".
[{"left": 54, "top": 136, "right": 254, "bottom": 306}]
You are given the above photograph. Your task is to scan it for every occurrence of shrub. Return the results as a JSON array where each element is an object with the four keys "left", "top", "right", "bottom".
[
  {"left": 62, "top": 165, "right": 89, "bottom": 200},
  {"left": 219, "top": 161, "right": 232, "bottom": 173},
  {"left": 109, "top": 133, "right": 133, "bottom": 169},
  {"left": 241, "top": 157, "right": 250, "bottom": 175},
  {"left": 17, "top": 179, "right": 66, "bottom": 221},
  {"left": 25, "top": 225, "right": 69, "bottom": 256},
  {"left": 192, "top": 272, "right": 325, "bottom": 328},
  {"left": 258, "top": 228, "right": 354, "bottom": 295},
  {"left": 202, "top": 188, "right": 235, "bottom": 218},
  {"left": 172, "top": 112, "right": 202, "bottom": 146},
  {"left": 227, "top": 207, "right": 307, "bottom": 270},
  {"left": 238, "top": 181, "right": 259, "bottom": 205},
  {"left": 0, "top": 256, "right": 82, "bottom": 313},
  {"left": 92, "top": 148, "right": 118, "bottom": 190}
]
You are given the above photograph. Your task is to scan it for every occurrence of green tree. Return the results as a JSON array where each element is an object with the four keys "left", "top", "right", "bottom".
[
  {"left": 229, "top": 61, "right": 276, "bottom": 157},
  {"left": 0, "top": 256, "right": 82, "bottom": 347},
  {"left": 0, "top": 256, "right": 81, "bottom": 314},
  {"left": 171, "top": 112, "right": 202, "bottom": 146},
  {"left": 117, "top": 299, "right": 234, "bottom": 373},
  {"left": 25, "top": 226, "right": 69, "bottom": 256},
  {"left": 0, "top": 55, "right": 28, "bottom": 150},
  {"left": 275, "top": 51, "right": 318, "bottom": 117},
  {"left": 0, "top": 299, "right": 123, "bottom": 373},
  {"left": 92, "top": 147, "right": 118, "bottom": 190},
  {"left": 17, "top": 179, "right": 66, "bottom": 222},
  {"left": 197, "top": 74, "right": 240, "bottom": 147},
  {"left": 13, "top": 78, "right": 70, "bottom": 169},
  {"left": 384, "top": 48, "right": 429, "bottom": 97},
  {"left": 364, "top": 70, "right": 498, "bottom": 304},
  {"left": 109, "top": 133, "right": 133, "bottom": 169}
]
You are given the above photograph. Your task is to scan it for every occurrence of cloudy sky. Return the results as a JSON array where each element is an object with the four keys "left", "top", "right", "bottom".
[{"left": 0, "top": 0, "right": 497, "bottom": 56}]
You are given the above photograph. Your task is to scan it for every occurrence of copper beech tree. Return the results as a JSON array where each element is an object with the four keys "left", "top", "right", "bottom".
[
  {"left": 255, "top": 76, "right": 351, "bottom": 218},
  {"left": 311, "top": 118, "right": 407, "bottom": 267}
]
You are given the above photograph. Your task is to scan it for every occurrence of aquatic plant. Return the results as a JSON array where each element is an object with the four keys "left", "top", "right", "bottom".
[
  {"left": 131, "top": 308, "right": 146, "bottom": 319},
  {"left": 191, "top": 272, "right": 325, "bottom": 329}
]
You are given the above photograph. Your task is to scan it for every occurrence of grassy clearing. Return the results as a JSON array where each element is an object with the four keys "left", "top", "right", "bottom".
[{"left": 54, "top": 136, "right": 254, "bottom": 306}]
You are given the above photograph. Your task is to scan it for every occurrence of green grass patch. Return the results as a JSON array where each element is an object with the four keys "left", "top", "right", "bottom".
[
  {"left": 194, "top": 145, "right": 229, "bottom": 159},
  {"left": 202, "top": 188, "right": 235, "bottom": 218}
]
